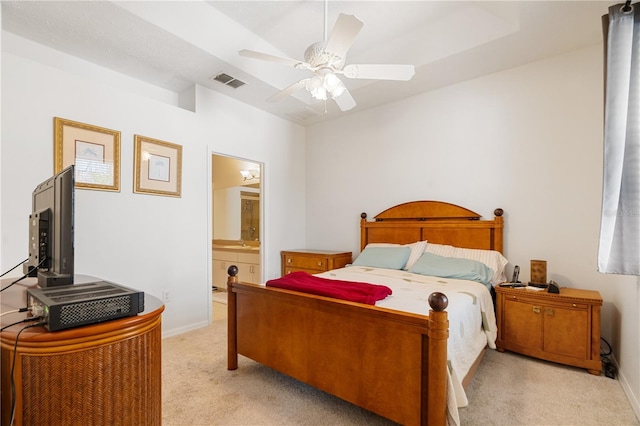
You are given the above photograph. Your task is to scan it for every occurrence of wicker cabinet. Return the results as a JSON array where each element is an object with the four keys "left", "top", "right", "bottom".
[
  {"left": 1, "top": 280, "right": 164, "bottom": 426},
  {"left": 281, "top": 249, "right": 352, "bottom": 276},
  {"left": 495, "top": 286, "right": 602, "bottom": 375}
]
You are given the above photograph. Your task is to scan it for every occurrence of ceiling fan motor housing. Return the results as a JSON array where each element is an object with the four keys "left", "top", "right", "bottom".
[{"left": 304, "top": 41, "right": 345, "bottom": 69}]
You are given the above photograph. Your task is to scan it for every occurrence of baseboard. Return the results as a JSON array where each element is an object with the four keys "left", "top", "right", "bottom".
[
  {"left": 161, "top": 320, "right": 209, "bottom": 338},
  {"left": 612, "top": 355, "right": 640, "bottom": 422}
]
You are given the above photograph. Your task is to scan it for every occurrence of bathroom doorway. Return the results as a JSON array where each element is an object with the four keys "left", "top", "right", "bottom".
[{"left": 211, "top": 154, "right": 262, "bottom": 294}]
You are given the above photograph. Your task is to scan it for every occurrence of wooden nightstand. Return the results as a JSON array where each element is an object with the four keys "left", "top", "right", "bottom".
[
  {"left": 281, "top": 249, "right": 352, "bottom": 276},
  {"left": 495, "top": 285, "right": 602, "bottom": 375}
]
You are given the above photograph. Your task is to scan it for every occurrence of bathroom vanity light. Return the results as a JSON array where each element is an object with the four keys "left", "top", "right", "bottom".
[{"left": 240, "top": 169, "right": 260, "bottom": 181}]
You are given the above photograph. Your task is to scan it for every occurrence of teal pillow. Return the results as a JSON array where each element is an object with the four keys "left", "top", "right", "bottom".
[
  {"left": 352, "top": 246, "right": 411, "bottom": 270},
  {"left": 409, "top": 252, "right": 493, "bottom": 287}
]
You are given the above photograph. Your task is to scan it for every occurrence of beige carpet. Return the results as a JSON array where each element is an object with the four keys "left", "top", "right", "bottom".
[
  {"left": 459, "top": 347, "right": 639, "bottom": 425},
  {"left": 211, "top": 291, "right": 227, "bottom": 305},
  {"left": 162, "top": 301, "right": 639, "bottom": 425}
]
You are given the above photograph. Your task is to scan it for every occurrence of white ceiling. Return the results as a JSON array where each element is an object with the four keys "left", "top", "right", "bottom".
[{"left": 2, "top": 1, "right": 612, "bottom": 125}]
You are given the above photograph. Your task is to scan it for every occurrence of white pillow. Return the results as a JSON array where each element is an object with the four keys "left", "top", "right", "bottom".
[
  {"left": 424, "top": 243, "right": 509, "bottom": 285},
  {"left": 366, "top": 241, "right": 427, "bottom": 270},
  {"left": 423, "top": 242, "right": 455, "bottom": 257}
]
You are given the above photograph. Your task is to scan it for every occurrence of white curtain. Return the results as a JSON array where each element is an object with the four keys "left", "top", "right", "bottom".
[{"left": 598, "top": 3, "right": 640, "bottom": 274}]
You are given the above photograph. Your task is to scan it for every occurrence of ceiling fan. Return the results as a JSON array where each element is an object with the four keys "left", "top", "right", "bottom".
[{"left": 239, "top": 7, "right": 415, "bottom": 112}]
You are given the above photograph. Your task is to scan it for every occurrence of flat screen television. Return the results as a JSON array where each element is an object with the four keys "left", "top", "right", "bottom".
[{"left": 23, "top": 165, "right": 75, "bottom": 287}]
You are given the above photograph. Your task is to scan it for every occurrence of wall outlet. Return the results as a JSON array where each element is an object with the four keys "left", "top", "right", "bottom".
[{"left": 161, "top": 290, "right": 170, "bottom": 302}]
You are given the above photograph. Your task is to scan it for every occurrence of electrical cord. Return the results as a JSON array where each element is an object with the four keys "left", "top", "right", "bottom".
[
  {"left": 601, "top": 337, "right": 612, "bottom": 357},
  {"left": 601, "top": 337, "right": 617, "bottom": 379},
  {"left": 0, "top": 308, "right": 30, "bottom": 318},
  {"left": 0, "top": 258, "right": 29, "bottom": 278},
  {"left": 0, "top": 257, "right": 47, "bottom": 293},
  {"left": 9, "top": 320, "right": 47, "bottom": 426},
  {"left": 0, "top": 315, "right": 42, "bottom": 332}
]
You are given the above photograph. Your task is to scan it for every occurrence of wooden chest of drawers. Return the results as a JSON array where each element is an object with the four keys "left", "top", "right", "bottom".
[
  {"left": 495, "top": 285, "right": 602, "bottom": 374},
  {"left": 281, "top": 249, "right": 352, "bottom": 276}
]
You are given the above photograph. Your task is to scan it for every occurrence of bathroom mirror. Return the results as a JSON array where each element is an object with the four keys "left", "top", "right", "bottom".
[{"left": 211, "top": 154, "right": 261, "bottom": 244}]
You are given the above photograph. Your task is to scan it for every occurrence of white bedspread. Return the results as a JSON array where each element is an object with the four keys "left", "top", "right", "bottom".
[{"left": 315, "top": 266, "right": 498, "bottom": 425}]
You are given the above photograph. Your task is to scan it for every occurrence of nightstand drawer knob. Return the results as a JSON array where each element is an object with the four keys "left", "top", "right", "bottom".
[
  {"left": 532, "top": 306, "right": 541, "bottom": 314},
  {"left": 545, "top": 308, "right": 554, "bottom": 316},
  {"left": 287, "top": 259, "right": 291, "bottom": 264},
  {"left": 317, "top": 261, "right": 323, "bottom": 267}
]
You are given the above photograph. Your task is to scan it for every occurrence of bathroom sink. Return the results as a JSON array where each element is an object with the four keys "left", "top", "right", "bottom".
[{"left": 214, "top": 245, "right": 260, "bottom": 251}]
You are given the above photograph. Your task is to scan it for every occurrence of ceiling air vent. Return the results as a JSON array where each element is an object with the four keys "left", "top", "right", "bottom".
[{"left": 211, "top": 73, "right": 246, "bottom": 89}]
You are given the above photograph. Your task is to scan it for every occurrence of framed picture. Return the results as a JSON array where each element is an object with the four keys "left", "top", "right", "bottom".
[
  {"left": 134, "top": 135, "right": 182, "bottom": 197},
  {"left": 54, "top": 117, "right": 121, "bottom": 191}
]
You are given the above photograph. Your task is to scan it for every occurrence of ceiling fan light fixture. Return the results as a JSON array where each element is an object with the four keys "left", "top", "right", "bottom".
[
  {"left": 305, "top": 75, "right": 325, "bottom": 100},
  {"left": 330, "top": 81, "right": 345, "bottom": 99},
  {"left": 306, "top": 75, "right": 322, "bottom": 91},
  {"left": 312, "top": 86, "right": 327, "bottom": 100},
  {"left": 305, "top": 72, "right": 345, "bottom": 100},
  {"left": 324, "top": 73, "right": 341, "bottom": 91}
]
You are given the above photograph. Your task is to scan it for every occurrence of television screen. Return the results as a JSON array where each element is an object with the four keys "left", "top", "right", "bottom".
[{"left": 23, "top": 165, "right": 75, "bottom": 287}]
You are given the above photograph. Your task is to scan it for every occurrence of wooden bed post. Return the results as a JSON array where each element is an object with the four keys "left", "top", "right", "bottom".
[
  {"left": 227, "top": 265, "right": 239, "bottom": 370},
  {"left": 425, "top": 292, "right": 449, "bottom": 426},
  {"left": 360, "top": 212, "right": 368, "bottom": 250},
  {"left": 493, "top": 208, "right": 504, "bottom": 254}
]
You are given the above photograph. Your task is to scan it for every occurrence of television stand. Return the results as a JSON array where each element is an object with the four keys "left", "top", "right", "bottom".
[
  {"left": 0, "top": 277, "right": 164, "bottom": 425},
  {"left": 36, "top": 270, "right": 73, "bottom": 287}
]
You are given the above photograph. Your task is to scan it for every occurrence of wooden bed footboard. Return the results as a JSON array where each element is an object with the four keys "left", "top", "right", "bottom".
[{"left": 227, "top": 266, "right": 449, "bottom": 426}]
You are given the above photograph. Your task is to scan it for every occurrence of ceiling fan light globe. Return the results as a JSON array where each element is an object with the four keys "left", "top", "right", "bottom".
[
  {"left": 306, "top": 75, "right": 322, "bottom": 91},
  {"left": 311, "top": 86, "right": 327, "bottom": 100},
  {"left": 330, "top": 84, "right": 345, "bottom": 99},
  {"left": 324, "top": 73, "right": 341, "bottom": 91}
]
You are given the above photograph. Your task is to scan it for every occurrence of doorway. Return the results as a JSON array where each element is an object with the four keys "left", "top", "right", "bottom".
[{"left": 210, "top": 154, "right": 262, "bottom": 295}]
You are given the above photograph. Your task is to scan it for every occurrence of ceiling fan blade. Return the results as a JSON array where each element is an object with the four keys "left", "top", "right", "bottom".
[
  {"left": 333, "top": 88, "right": 357, "bottom": 112},
  {"left": 239, "top": 49, "right": 308, "bottom": 69},
  {"left": 342, "top": 64, "right": 415, "bottom": 81},
  {"left": 324, "top": 14, "right": 364, "bottom": 62},
  {"left": 267, "top": 79, "right": 311, "bottom": 102}
]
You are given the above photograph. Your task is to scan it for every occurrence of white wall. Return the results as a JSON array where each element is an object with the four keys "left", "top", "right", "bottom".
[
  {"left": 0, "top": 32, "right": 307, "bottom": 336},
  {"left": 306, "top": 44, "right": 640, "bottom": 416}
]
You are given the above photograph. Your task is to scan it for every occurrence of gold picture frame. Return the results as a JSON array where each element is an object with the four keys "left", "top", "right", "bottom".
[
  {"left": 54, "top": 117, "right": 121, "bottom": 191},
  {"left": 134, "top": 135, "right": 182, "bottom": 197}
]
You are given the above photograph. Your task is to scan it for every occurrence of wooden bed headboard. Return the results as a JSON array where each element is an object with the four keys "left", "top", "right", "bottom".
[{"left": 360, "top": 200, "right": 504, "bottom": 253}]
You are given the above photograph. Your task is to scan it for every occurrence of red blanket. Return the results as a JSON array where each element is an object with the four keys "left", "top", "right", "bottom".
[{"left": 266, "top": 271, "right": 392, "bottom": 305}]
